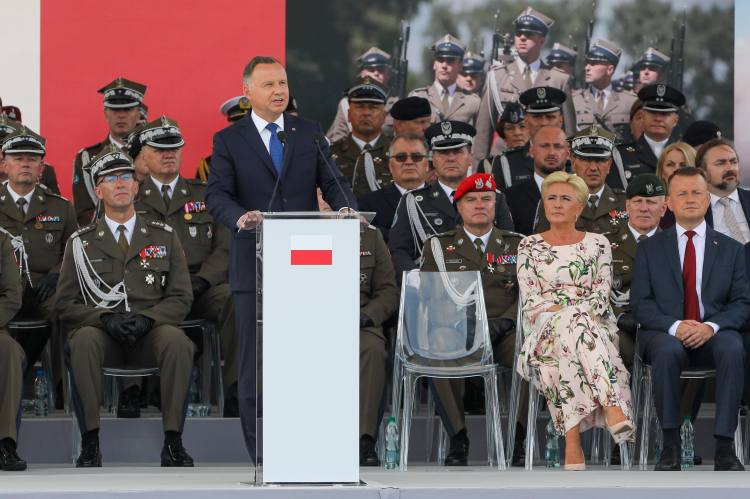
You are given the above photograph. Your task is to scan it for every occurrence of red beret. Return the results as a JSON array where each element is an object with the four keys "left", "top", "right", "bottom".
[
  {"left": 2, "top": 106, "right": 21, "bottom": 122},
  {"left": 454, "top": 173, "right": 496, "bottom": 202}
]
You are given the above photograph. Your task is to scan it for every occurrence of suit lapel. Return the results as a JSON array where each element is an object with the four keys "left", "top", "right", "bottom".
[
  {"left": 602, "top": 91, "right": 620, "bottom": 117},
  {"left": 139, "top": 176, "right": 167, "bottom": 216},
  {"left": 702, "top": 226, "right": 718, "bottom": 291},
  {"left": 24, "top": 189, "right": 46, "bottom": 223},
  {"left": 637, "top": 135, "right": 658, "bottom": 167},
  {"left": 340, "top": 135, "right": 361, "bottom": 164},
  {"left": 166, "top": 176, "right": 190, "bottom": 216},
  {"left": 125, "top": 217, "right": 152, "bottom": 263},
  {"left": 617, "top": 225, "right": 639, "bottom": 259},
  {"left": 94, "top": 219, "right": 126, "bottom": 263},
  {"left": 663, "top": 226, "right": 683, "bottom": 294},
  {"left": 281, "top": 112, "right": 298, "bottom": 177},
  {"left": 455, "top": 228, "right": 482, "bottom": 267},
  {"left": 705, "top": 203, "right": 714, "bottom": 228},
  {"left": 526, "top": 178, "right": 540, "bottom": 205},
  {"left": 446, "top": 91, "right": 466, "bottom": 118},
  {"left": 0, "top": 186, "right": 24, "bottom": 223},
  {"left": 384, "top": 182, "right": 402, "bottom": 210},
  {"left": 431, "top": 183, "right": 456, "bottom": 219},
  {"left": 238, "top": 114, "right": 278, "bottom": 177},
  {"left": 594, "top": 185, "right": 618, "bottom": 218}
]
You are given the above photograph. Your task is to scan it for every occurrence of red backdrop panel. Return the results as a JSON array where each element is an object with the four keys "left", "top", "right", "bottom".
[{"left": 40, "top": 0, "right": 286, "bottom": 200}]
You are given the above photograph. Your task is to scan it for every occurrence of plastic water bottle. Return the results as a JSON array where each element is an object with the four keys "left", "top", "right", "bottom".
[
  {"left": 545, "top": 416, "right": 560, "bottom": 467},
  {"left": 653, "top": 416, "right": 664, "bottom": 462},
  {"left": 680, "top": 416, "right": 694, "bottom": 468},
  {"left": 385, "top": 417, "right": 400, "bottom": 469},
  {"left": 34, "top": 371, "right": 49, "bottom": 417}
]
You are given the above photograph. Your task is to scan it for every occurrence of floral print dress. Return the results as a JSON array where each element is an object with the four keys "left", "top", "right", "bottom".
[{"left": 516, "top": 233, "right": 634, "bottom": 437}]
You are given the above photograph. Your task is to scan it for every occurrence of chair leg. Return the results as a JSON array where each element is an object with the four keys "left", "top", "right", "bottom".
[
  {"left": 62, "top": 350, "right": 71, "bottom": 415},
  {"left": 211, "top": 323, "right": 225, "bottom": 416},
  {"left": 744, "top": 405, "right": 750, "bottom": 465},
  {"left": 391, "top": 357, "right": 403, "bottom": 429},
  {"left": 485, "top": 370, "right": 506, "bottom": 470},
  {"left": 620, "top": 442, "right": 631, "bottom": 470},
  {"left": 590, "top": 427, "right": 601, "bottom": 464},
  {"left": 603, "top": 430, "right": 612, "bottom": 467},
  {"left": 200, "top": 325, "right": 212, "bottom": 406},
  {"left": 109, "top": 375, "right": 118, "bottom": 415},
  {"left": 506, "top": 366, "right": 523, "bottom": 467},
  {"left": 377, "top": 417, "right": 386, "bottom": 465},
  {"left": 639, "top": 367, "right": 653, "bottom": 470},
  {"left": 734, "top": 408, "right": 744, "bottom": 465},
  {"left": 425, "top": 386, "right": 436, "bottom": 462},
  {"left": 437, "top": 419, "right": 447, "bottom": 465},
  {"left": 525, "top": 371, "right": 539, "bottom": 470},
  {"left": 68, "top": 369, "right": 80, "bottom": 464},
  {"left": 399, "top": 372, "right": 417, "bottom": 471},
  {"left": 41, "top": 341, "right": 55, "bottom": 413}
]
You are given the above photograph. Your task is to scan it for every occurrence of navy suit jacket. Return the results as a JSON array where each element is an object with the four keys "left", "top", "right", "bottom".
[
  {"left": 631, "top": 223, "right": 750, "bottom": 334},
  {"left": 205, "top": 112, "right": 357, "bottom": 292},
  {"left": 502, "top": 178, "right": 540, "bottom": 236},
  {"left": 706, "top": 187, "right": 750, "bottom": 231},
  {"left": 356, "top": 182, "right": 403, "bottom": 245}
]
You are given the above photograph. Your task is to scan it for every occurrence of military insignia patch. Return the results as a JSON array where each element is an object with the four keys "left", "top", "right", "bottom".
[
  {"left": 35, "top": 221, "right": 43, "bottom": 230},
  {"left": 441, "top": 121, "right": 452, "bottom": 135},
  {"left": 657, "top": 85, "right": 666, "bottom": 97},
  {"left": 140, "top": 260, "right": 149, "bottom": 269},
  {"left": 139, "top": 246, "right": 167, "bottom": 258},
  {"left": 141, "top": 227, "right": 147, "bottom": 233},
  {"left": 415, "top": 195, "right": 423, "bottom": 202},
  {"left": 432, "top": 191, "right": 439, "bottom": 198},
  {"left": 457, "top": 238, "right": 463, "bottom": 245},
  {"left": 36, "top": 215, "right": 61, "bottom": 222},
  {"left": 626, "top": 171, "right": 632, "bottom": 179},
  {"left": 183, "top": 202, "right": 206, "bottom": 213},
  {"left": 459, "top": 266, "right": 467, "bottom": 270},
  {"left": 434, "top": 218, "right": 443, "bottom": 226},
  {"left": 446, "top": 246, "right": 456, "bottom": 252},
  {"left": 622, "top": 266, "right": 630, "bottom": 271},
  {"left": 537, "top": 87, "right": 546, "bottom": 99},
  {"left": 189, "top": 226, "right": 197, "bottom": 238},
  {"left": 73, "top": 172, "right": 80, "bottom": 186},
  {"left": 609, "top": 210, "right": 629, "bottom": 219},
  {"left": 144, "top": 190, "right": 151, "bottom": 195},
  {"left": 45, "top": 233, "right": 53, "bottom": 244},
  {"left": 181, "top": 189, "right": 187, "bottom": 195},
  {"left": 613, "top": 276, "right": 623, "bottom": 290},
  {"left": 626, "top": 147, "right": 634, "bottom": 153},
  {"left": 498, "top": 255, "right": 517, "bottom": 265},
  {"left": 360, "top": 273, "right": 368, "bottom": 285},
  {"left": 98, "top": 231, "right": 105, "bottom": 236}
]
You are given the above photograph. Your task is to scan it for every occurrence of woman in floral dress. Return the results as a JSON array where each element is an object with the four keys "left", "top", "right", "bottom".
[{"left": 517, "top": 172, "right": 634, "bottom": 470}]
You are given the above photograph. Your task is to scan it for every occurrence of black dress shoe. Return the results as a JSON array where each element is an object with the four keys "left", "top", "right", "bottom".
[
  {"left": 117, "top": 386, "right": 140, "bottom": 419},
  {"left": 76, "top": 442, "right": 102, "bottom": 468},
  {"left": 654, "top": 443, "right": 680, "bottom": 471},
  {"left": 714, "top": 445, "right": 745, "bottom": 471},
  {"left": 444, "top": 431, "right": 469, "bottom": 466},
  {"left": 359, "top": 437, "right": 381, "bottom": 467},
  {"left": 511, "top": 426, "right": 525, "bottom": 467},
  {"left": 0, "top": 446, "right": 27, "bottom": 471},
  {"left": 611, "top": 444, "right": 621, "bottom": 465},
  {"left": 223, "top": 396, "right": 240, "bottom": 418},
  {"left": 161, "top": 443, "right": 194, "bottom": 467},
  {"left": 694, "top": 454, "right": 702, "bottom": 466},
  {"left": 55, "top": 381, "right": 64, "bottom": 411}
]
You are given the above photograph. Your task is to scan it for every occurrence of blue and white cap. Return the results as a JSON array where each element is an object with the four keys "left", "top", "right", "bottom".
[
  {"left": 586, "top": 39, "right": 622, "bottom": 68},
  {"left": 430, "top": 34, "right": 467, "bottom": 59},
  {"left": 358, "top": 47, "right": 391, "bottom": 69},
  {"left": 461, "top": 52, "right": 485, "bottom": 73},
  {"left": 514, "top": 7, "right": 554, "bottom": 37},
  {"left": 546, "top": 43, "right": 577, "bottom": 65},
  {"left": 638, "top": 47, "right": 670, "bottom": 71}
]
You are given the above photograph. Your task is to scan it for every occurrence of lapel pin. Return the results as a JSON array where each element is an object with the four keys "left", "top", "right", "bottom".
[
  {"left": 181, "top": 189, "right": 187, "bottom": 195},
  {"left": 38, "top": 196, "right": 43, "bottom": 201},
  {"left": 141, "top": 227, "right": 147, "bottom": 233},
  {"left": 98, "top": 231, "right": 105, "bottom": 236},
  {"left": 0, "top": 196, "right": 4, "bottom": 201},
  {"left": 145, "top": 190, "right": 151, "bottom": 195},
  {"left": 432, "top": 191, "right": 439, "bottom": 198}
]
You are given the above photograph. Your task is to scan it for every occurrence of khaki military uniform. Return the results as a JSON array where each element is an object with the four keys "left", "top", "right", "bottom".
[
  {"left": 605, "top": 224, "right": 702, "bottom": 420},
  {"left": 0, "top": 184, "right": 78, "bottom": 388},
  {"left": 359, "top": 226, "right": 399, "bottom": 437},
  {"left": 420, "top": 226, "right": 525, "bottom": 435},
  {"left": 534, "top": 184, "right": 627, "bottom": 234},
  {"left": 134, "top": 175, "right": 237, "bottom": 392},
  {"left": 39, "top": 163, "right": 61, "bottom": 195},
  {"left": 572, "top": 88, "right": 639, "bottom": 144},
  {"left": 330, "top": 134, "right": 392, "bottom": 198},
  {"left": 0, "top": 232, "right": 25, "bottom": 444},
  {"left": 326, "top": 96, "right": 398, "bottom": 144},
  {"left": 408, "top": 84, "right": 480, "bottom": 127},
  {"left": 55, "top": 216, "right": 194, "bottom": 433},
  {"left": 474, "top": 60, "right": 576, "bottom": 167},
  {"left": 72, "top": 137, "right": 112, "bottom": 227}
]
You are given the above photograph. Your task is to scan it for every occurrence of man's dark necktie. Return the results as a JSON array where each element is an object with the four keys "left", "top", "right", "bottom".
[
  {"left": 117, "top": 225, "right": 129, "bottom": 256},
  {"left": 161, "top": 185, "right": 170, "bottom": 209},
  {"left": 682, "top": 230, "right": 700, "bottom": 321}
]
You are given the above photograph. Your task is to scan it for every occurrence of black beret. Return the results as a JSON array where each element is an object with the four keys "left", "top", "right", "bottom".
[
  {"left": 682, "top": 120, "right": 722, "bottom": 148},
  {"left": 391, "top": 97, "right": 431, "bottom": 121}
]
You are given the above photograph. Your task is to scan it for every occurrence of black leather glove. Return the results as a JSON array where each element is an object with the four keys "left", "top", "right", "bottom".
[
  {"left": 100, "top": 312, "right": 136, "bottom": 347},
  {"left": 35, "top": 273, "right": 59, "bottom": 303},
  {"left": 130, "top": 314, "right": 155, "bottom": 340},
  {"left": 617, "top": 313, "right": 639, "bottom": 336},
  {"left": 488, "top": 318, "right": 516, "bottom": 343},
  {"left": 360, "top": 312, "right": 374, "bottom": 329},
  {"left": 190, "top": 276, "right": 211, "bottom": 300}
]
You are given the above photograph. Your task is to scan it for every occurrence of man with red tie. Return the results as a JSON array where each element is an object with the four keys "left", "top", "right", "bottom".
[{"left": 631, "top": 167, "right": 750, "bottom": 472}]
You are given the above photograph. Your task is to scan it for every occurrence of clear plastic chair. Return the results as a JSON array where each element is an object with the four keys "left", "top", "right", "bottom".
[
  {"left": 391, "top": 270, "right": 505, "bottom": 470},
  {"left": 8, "top": 319, "right": 55, "bottom": 412},
  {"left": 507, "top": 295, "right": 631, "bottom": 470},
  {"left": 180, "top": 319, "right": 222, "bottom": 412}
]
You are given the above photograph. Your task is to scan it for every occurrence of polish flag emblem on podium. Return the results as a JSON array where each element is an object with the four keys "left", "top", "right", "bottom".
[{"left": 291, "top": 235, "right": 333, "bottom": 265}]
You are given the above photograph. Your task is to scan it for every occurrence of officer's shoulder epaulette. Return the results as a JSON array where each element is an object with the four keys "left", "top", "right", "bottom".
[
  {"left": 430, "top": 229, "right": 456, "bottom": 240},
  {"left": 549, "top": 66, "right": 568, "bottom": 76},
  {"left": 411, "top": 86, "right": 429, "bottom": 93},
  {"left": 504, "top": 146, "right": 524, "bottom": 154},
  {"left": 186, "top": 178, "right": 207, "bottom": 186},
  {"left": 44, "top": 190, "right": 70, "bottom": 202},
  {"left": 602, "top": 230, "right": 618, "bottom": 237},
  {"left": 81, "top": 141, "right": 105, "bottom": 153},
  {"left": 611, "top": 188, "right": 626, "bottom": 195},
  {"left": 71, "top": 224, "right": 96, "bottom": 238},
  {"left": 617, "top": 140, "right": 637, "bottom": 149},
  {"left": 572, "top": 88, "right": 585, "bottom": 97},
  {"left": 497, "top": 229, "right": 526, "bottom": 239},
  {"left": 147, "top": 220, "right": 173, "bottom": 233},
  {"left": 331, "top": 137, "right": 347, "bottom": 146}
]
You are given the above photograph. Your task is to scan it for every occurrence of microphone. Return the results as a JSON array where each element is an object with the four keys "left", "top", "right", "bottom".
[
  {"left": 267, "top": 130, "right": 290, "bottom": 213},
  {"left": 312, "top": 132, "right": 352, "bottom": 214}
]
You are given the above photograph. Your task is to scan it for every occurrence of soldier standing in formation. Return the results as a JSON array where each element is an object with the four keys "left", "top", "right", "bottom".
[
  {"left": 195, "top": 96, "right": 253, "bottom": 182},
  {"left": 456, "top": 51, "right": 486, "bottom": 96},
  {"left": 56, "top": 146, "right": 195, "bottom": 468},
  {"left": 72, "top": 78, "right": 147, "bottom": 226},
  {"left": 330, "top": 77, "right": 392, "bottom": 198},
  {"left": 545, "top": 42, "right": 577, "bottom": 76}
]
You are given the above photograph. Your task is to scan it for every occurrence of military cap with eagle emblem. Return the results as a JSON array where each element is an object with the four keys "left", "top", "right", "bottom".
[
  {"left": 514, "top": 7, "right": 554, "bottom": 37},
  {"left": 87, "top": 143, "right": 135, "bottom": 181},
  {"left": 0, "top": 113, "right": 20, "bottom": 140},
  {"left": 220, "top": 96, "right": 252, "bottom": 121},
  {"left": 430, "top": 34, "right": 467, "bottom": 59},
  {"left": 585, "top": 39, "right": 623, "bottom": 68},
  {"left": 519, "top": 86, "right": 567, "bottom": 114},
  {"left": 424, "top": 120, "right": 476, "bottom": 151},
  {"left": 461, "top": 51, "right": 485, "bottom": 74},
  {"left": 638, "top": 84, "right": 685, "bottom": 113},
  {"left": 344, "top": 76, "right": 390, "bottom": 104},
  {"left": 637, "top": 47, "right": 670, "bottom": 71},
  {"left": 569, "top": 125, "right": 615, "bottom": 159},
  {"left": 358, "top": 47, "right": 391, "bottom": 69},
  {"left": 1, "top": 125, "right": 46, "bottom": 156},
  {"left": 625, "top": 173, "right": 664, "bottom": 199},
  {"left": 98, "top": 77, "right": 147, "bottom": 109},
  {"left": 546, "top": 43, "right": 578, "bottom": 66}
]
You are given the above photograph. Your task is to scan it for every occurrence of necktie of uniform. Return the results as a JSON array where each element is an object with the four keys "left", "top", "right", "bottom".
[
  {"left": 117, "top": 225, "right": 129, "bottom": 256},
  {"left": 161, "top": 185, "right": 171, "bottom": 209},
  {"left": 266, "top": 122, "right": 284, "bottom": 175},
  {"left": 718, "top": 197, "right": 746, "bottom": 244},
  {"left": 588, "top": 194, "right": 599, "bottom": 212},
  {"left": 682, "top": 230, "right": 700, "bottom": 322},
  {"left": 450, "top": 190, "right": 456, "bottom": 203},
  {"left": 441, "top": 88, "right": 449, "bottom": 114},
  {"left": 16, "top": 198, "right": 26, "bottom": 217},
  {"left": 638, "top": 234, "right": 648, "bottom": 242},
  {"left": 594, "top": 90, "right": 604, "bottom": 114},
  {"left": 474, "top": 238, "right": 484, "bottom": 259},
  {"left": 523, "top": 65, "right": 533, "bottom": 88}
]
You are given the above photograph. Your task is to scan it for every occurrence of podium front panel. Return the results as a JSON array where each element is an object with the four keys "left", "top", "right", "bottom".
[{"left": 259, "top": 216, "right": 360, "bottom": 483}]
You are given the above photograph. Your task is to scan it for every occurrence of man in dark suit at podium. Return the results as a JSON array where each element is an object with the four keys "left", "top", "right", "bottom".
[{"left": 204, "top": 56, "right": 357, "bottom": 464}]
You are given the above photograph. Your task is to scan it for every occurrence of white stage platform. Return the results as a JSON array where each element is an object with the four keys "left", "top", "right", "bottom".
[{"left": 2, "top": 465, "right": 750, "bottom": 499}]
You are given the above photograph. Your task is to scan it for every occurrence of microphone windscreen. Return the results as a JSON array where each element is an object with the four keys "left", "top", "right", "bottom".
[
  {"left": 311, "top": 132, "right": 322, "bottom": 144},
  {"left": 277, "top": 130, "right": 288, "bottom": 143}
]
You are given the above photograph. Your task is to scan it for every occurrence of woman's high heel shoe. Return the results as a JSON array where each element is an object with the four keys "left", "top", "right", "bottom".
[
  {"left": 564, "top": 462, "right": 586, "bottom": 471},
  {"left": 608, "top": 420, "right": 633, "bottom": 445}
]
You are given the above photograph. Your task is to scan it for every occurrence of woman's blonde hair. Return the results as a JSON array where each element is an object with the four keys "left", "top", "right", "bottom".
[
  {"left": 656, "top": 141, "right": 696, "bottom": 182},
  {"left": 541, "top": 171, "right": 588, "bottom": 205}
]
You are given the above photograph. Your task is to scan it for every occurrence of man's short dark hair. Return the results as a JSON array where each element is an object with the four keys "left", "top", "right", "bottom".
[
  {"left": 243, "top": 56, "right": 282, "bottom": 84},
  {"left": 695, "top": 138, "right": 737, "bottom": 170},
  {"left": 388, "top": 132, "right": 429, "bottom": 157},
  {"left": 667, "top": 166, "right": 707, "bottom": 190}
]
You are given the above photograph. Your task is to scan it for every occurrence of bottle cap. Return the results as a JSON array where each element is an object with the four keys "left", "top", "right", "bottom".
[
  {"left": 37, "top": 370, "right": 44, "bottom": 376},
  {"left": 684, "top": 416, "right": 690, "bottom": 421},
  {"left": 389, "top": 416, "right": 396, "bottom": 423}
]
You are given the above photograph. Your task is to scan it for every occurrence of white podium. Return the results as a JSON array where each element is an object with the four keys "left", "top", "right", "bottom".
[{"left": 255, "top": 212, "right": 363, "bottom": 484}]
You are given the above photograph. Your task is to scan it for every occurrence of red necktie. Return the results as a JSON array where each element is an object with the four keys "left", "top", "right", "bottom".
[{"left": 682, "top": 230, "right": 701, "bottom": 321}]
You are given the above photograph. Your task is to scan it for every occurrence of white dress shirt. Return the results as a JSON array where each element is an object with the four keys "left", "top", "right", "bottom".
[
  {"left": 464, "top": 226, "right": 491, "bottom": 251},
  {"left": 109, "top": 135, "right": 126, "bottom": 149},
  {"left": 709, "top": 190, "right": 750, "bottom": 242},
  {"left": 668, "top": 221, "right": 719, "bottom": 336},
  {"left": 627, "top": 223, "right": 658, "bottom": 240},
  {"left": 396, "top": 182, "right": 426, "bottom": 196},
  {"left": 434, "top": 81, "right": 458, "bottom": 108},
  {"left": 6, "top": 185, "right": 35, "bottom": 214},
  {"left": 644, "top": 135, "right": 669, "bottom": 160},
  {"left": 104, "top": 213, "right": 136, "bottom": 245},
  {"left": 150, "top": 176, "right": 179, "bottom": 201},
  {"left": 351, "top": 133, "right": 381, "bottom": 152},
  {"left": 251, "top": 110, "right": 285, "bottom": 155},
  {"left": 591, "top": 84, "right": 613, "bottom": 111},
  {"left": 438, "top": 181, "right": 456, "bottom": 203},
  {"left": 587, "top": 185, "right": 606, "bottom": 208},
  {"left": 516, "top": 58, "right": 542, "bottom": 84},
  {"left": 534, "top": 173, "right": 544, "bottom": 193}
]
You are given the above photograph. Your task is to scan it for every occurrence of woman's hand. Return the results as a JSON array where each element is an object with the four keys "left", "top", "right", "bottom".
[{"left": 531, "top": 305, "right": 563, "bottom": 324}]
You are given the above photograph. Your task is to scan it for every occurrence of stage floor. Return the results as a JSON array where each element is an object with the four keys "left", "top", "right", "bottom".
[{"left": 2, "top": 465, "right": 750, "bottom": 499}]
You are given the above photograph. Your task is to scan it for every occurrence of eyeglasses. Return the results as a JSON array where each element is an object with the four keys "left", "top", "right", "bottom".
[
  {"left": 99, "top": 173, "right": 135, "bottom": 185},
  {"left": 391, "top": 153, "right": 427, "bottom": 163}
]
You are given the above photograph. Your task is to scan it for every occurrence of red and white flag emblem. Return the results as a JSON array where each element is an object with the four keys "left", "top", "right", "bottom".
[{"left": 291, "top": 235, "right": 332, "bottom": 265}]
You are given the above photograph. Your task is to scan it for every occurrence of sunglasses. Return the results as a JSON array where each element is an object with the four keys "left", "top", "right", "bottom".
[{"left": 391, "top": 153, "right": 427, "bottom": 163}]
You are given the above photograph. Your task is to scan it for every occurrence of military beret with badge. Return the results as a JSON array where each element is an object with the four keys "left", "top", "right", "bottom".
[
  {"left": 496, "top": 101, "right": 525, "bottom": 138},
  {"left": 625, "top": 173, "right": 665, "bottom": 199},
  {"left": 682, "top": 120, "right": 722, "bottom": 148}
]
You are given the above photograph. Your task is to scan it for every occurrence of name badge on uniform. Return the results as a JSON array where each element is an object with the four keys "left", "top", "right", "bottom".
[
  {"left": 446, "top": 259, "right": 462, "bottom": 264},
  {"left": 140, "top": 246, "right": 167, "bottom": 259}
]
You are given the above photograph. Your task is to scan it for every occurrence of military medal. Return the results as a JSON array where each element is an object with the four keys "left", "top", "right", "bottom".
[
  {"left": 184, "top": 213, "right": 193, "bottom": 221},
  {"left": 207, "top": 228, "right": 212, "bottom": 239},
  {"left": 35, "top": 221, "right": 43, "bottom": 229},
  {"left": 434, "top": 218, "right": 443, "bottom": 226},
  {"left": 415, "top": 195, "right": 423, "bottom": 201},
  {"left": 140, "top": 260, "right": 149, "bottom": 269},
  {"left": 360, "top": 273, "right": 367, "bottom": 285},
  {"left": 497, "top": 266, "right": 505, "bottom": 272},
  {"left": 140, "top": 246, "right": 167, "bottom": 258},
  {"left": 446, "top": 246, "right": 456, "bottom": 253},
  {"left": 505, "top": 279, "right": 515, "bottom": 291},
  {"left": 189, "top": 226, "right": 197, "bottom": 237},
  {"left": 45, "top": 233, "right": 53, "bottom": 244},
  {"left": 145, "top": 273, "right": 155, "bottom": 285}
]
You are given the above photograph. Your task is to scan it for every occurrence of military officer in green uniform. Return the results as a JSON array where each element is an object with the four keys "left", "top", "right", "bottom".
[
  {"left": 0, "top": 113, "right": 60, "bottom": 193},
  {"left": 409, "top": 35, "right": 481, "bottom": 127},
  {"left": 534, "top": 125, "right": 627, "bottom": 234},
  {"left": 0, "top": 126, "right": 77, "bottom": 397},
  {"left": 358, "top": 225, "right": 399, "bottom": 466},
  {"left": 56, "top": 145, "right": 194, "bottom": 468},
  {"left": 132, "top": 116, "right": 239, "bottom": 418},
  {"left": 72, "top": 78, "right": 146, "bottom": 227},
  {"left": 0, "top": 231, "right": 25, "bottom": 471},
  {"left": 420, "top": 172, "right": 526, "bottom": 466},
  {"left": 330, "top": 77, "right": 392, "bottom": 198}
]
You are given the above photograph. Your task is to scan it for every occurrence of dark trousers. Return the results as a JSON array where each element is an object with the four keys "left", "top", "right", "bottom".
[
  {"left": 743, "top": 331, "right": 750, "bottom": 403},
  {"left": 639, "top": 329, "right": 745, "bottom": 438},
  {"left": 233, "top": 291, "right": 257, "bottom": 464}
]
